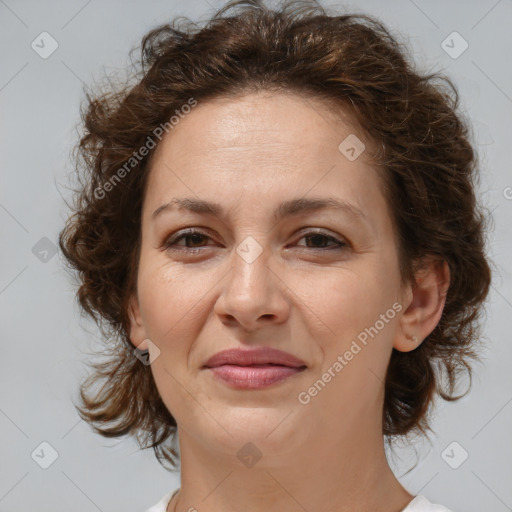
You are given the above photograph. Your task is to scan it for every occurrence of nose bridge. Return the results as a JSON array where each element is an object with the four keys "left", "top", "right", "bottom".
[
  {"left": 215, "top": 234, "right": 288, "bottom": 328},
  {"left": 229, "top": 234, "right": 272, "bottom": 299}
]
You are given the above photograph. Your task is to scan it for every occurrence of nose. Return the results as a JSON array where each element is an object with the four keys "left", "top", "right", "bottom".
[{"left": 213, "top": 241, "right": 290, "bottom": 333}]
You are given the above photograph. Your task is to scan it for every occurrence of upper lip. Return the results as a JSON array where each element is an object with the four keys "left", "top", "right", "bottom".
[{"left": 203, "top": 347, "right": 307, "bottom": 368}]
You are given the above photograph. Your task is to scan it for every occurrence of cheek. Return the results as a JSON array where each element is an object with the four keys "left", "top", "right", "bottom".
[
  {"left": 313, "top": 262, "right": 399, "bottom": 341},
  {"left": 137, "top": 257, "right": 203, "bottom": 342},
  {"left": 305, "top": 268, "right": 398, "bottom": 411},
  {"left": 136, "top": 261, "right": 211, "bottom": 413}
]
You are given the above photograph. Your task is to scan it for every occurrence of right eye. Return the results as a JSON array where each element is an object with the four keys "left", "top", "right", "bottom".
[{"left": 162, "top": 229, "right": 213, "bottom": 253}]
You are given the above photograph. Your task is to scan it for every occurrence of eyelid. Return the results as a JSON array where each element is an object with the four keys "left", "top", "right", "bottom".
[{"left": 163, "top": 227, "right": 214, "bottom": 245}]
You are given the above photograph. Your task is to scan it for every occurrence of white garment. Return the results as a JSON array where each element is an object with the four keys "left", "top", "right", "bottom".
[
  {"left": 144, "top": 489, "right": 178, "bottom": 512},
  {"left": 402, "top": 495, "right": 454, "bottom": 511},
  {"left": 144, "top": 489, "right": 455, "bottom": 512}
]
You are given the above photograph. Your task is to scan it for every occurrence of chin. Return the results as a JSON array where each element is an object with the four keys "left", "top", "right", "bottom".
[{"left": 201, "top": 406, "right": 309, "bottom": 456}]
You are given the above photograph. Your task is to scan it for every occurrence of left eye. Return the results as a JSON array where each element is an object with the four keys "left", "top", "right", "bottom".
[
  {"left": 163, "top": 229, "right": 347, "bottom": 252},
  {"left": 296, "top": 232, "right": 346, "bottom": 250},
  {"left": 165, "top": 231, "right": 210, "bottom": 249}
]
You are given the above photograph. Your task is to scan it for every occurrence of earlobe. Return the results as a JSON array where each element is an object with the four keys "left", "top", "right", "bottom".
[
  {"left": 394, "top": 259, "right": 450, "bottom": 353},
  {"left": 127, "top": 292, "right": 149, "bottom": 351}
]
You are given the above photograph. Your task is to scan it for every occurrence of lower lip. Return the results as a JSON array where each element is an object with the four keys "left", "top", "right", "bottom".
[{"left": 206, "top": 364, "right": 306, "bottom": 389}]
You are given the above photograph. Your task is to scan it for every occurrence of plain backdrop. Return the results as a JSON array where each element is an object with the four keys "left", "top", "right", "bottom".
[{"left": 1, "top": 0, "right": 511, "bottom": 511}]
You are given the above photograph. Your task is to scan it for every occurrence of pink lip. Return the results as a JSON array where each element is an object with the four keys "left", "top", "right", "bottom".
[
  {"left": 204, "top": 347, "right": 306, "bottom": 368},
  {"left": 203, "top": 348, "right": 307, "bottom": 390}
]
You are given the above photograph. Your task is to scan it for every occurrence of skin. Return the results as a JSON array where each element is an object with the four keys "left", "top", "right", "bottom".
[{"left": 128, "top": 90, "right": 450, "bottom": 512}]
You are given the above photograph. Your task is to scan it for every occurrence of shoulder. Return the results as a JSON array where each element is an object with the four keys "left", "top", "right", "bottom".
[
  {"left": 144, "top": 489, "right": 178, "bottom": 512},
  {"left": 404, "top": 495, "right": 456, "bottom": 512}
]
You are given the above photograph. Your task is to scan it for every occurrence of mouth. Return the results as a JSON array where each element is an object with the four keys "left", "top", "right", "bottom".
[
  {"left": 203, "top": 348, "right": 307, "bottom": 390},
  {"left": 205, "top": 364, "right": 306, "bottom": 389}
]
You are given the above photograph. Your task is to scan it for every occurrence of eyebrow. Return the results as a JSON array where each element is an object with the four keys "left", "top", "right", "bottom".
[{"left": 151, "top": 196, "right": 368, "bottom": 225}]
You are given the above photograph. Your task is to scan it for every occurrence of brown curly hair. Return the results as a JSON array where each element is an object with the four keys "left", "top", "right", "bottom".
[{"left": 58, "top": 0, "right": 492, "bottom": 469}]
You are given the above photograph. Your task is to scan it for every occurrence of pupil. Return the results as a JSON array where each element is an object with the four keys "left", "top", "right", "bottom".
[
  {"left": 309, "top": 234, "right": 326, "bottom": 247},
  {"left": 189, "top": 234, "right": 204, "bottom": 246}
]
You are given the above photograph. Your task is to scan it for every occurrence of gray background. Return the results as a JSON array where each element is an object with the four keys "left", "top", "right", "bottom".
[{"left": 1, "top": 0, "right": 511, "bottom": 511}]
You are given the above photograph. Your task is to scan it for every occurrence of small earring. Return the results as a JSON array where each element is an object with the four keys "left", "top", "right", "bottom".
[{"left": 406, "top": 333, "right": 418, "bottom": 343}]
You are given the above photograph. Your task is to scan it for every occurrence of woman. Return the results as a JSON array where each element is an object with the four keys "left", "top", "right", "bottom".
[{"left": 58, "top": 0, "right": 491, "bottom": 510}]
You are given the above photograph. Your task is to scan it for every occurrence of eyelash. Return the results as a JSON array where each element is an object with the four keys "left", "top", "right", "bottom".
[{"left": 162, "top": 228, "right": 347, "bottom": 254}]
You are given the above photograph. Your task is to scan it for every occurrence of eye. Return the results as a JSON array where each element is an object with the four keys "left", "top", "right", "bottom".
[
  {"left": 295, "top": 230, "right": 347, "bottom": 251},
  {"left": 163, "top": 229, "right": 213, "bottom": 253},
  {"left": 162, "top": 228, "right": 348, "bottom": 254}
]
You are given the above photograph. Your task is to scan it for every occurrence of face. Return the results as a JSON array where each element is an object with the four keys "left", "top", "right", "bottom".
[{"left": 128, "top": 90, "right": 410, "bottom": 460}]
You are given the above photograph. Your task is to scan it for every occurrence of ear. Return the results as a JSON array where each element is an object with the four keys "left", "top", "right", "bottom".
[
  {"left": 127, "top": 292, "right": 149, "bottom": 351},
  {"left": 394, "top": 258, "right": 450, "bottom": 352}
]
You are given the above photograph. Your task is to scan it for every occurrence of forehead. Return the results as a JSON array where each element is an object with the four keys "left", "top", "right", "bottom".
[
  {"left": 151, "top": 90, "right": 364, "bottom": 163},
  {"left": 142, "top": 90, "right": 389, "bottom": 229}
]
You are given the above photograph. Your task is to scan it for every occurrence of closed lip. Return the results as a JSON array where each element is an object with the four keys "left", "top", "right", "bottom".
[{"left": 203, "top": 347, "right": 307, "bottom": 368}]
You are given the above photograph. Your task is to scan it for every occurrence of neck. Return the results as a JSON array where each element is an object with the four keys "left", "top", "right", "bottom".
[{"left": 172, "top": 419, "right": 413, "bottom": 512}]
